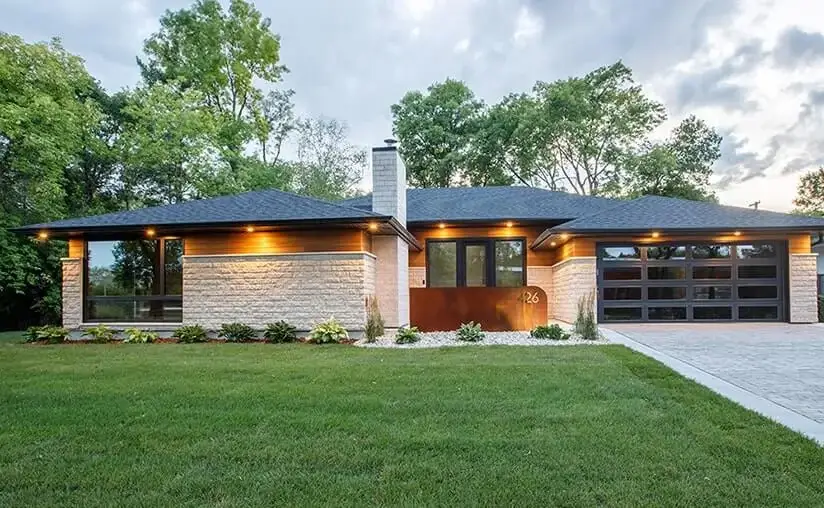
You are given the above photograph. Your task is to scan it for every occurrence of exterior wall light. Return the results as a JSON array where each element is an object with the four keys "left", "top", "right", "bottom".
[
  {"left": 505, "top": 221, "right": 514, "bottom": 228},
  {"left": 651, "top": 231, "right": 660, "bottom": 238},
  {"left": 246, "top": 226, "right": 256, "bottom": 233},
  {"left": 368, "top": 223, "right": 379, "bottom": 232},
  {"left": 37, "top": 231, "right": 48, "bottom": 240},
  {"left": 734, "top": 231, "right": 742, "bottom": 236},
  {"left": 146, "top": 228, "right": 156, "bottom": 238},
  {"left": 438, "top": 223, "right": 446, "bottom": 229}
]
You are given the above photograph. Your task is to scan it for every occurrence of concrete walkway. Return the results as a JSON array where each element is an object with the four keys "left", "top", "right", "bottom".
[{"left": 602, "top": 323, "right": 824, "bottom": 445}]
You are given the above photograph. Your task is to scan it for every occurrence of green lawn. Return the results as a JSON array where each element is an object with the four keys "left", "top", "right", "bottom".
[
  {"left": 0, "top": 343, "right": 822, "bottom": 507},
  {"left": 0, "top": 330, "right": 23, "bottom": 344}
]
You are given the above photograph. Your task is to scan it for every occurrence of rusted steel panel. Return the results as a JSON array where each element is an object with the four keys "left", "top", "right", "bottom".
[{"left": 410, "top": 286, "right": 548, "bottom": 332}]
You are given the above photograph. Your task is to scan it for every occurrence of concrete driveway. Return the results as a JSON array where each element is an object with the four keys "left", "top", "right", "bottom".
[{"left": 602, "top": 323, "right": 824, "bottom": 444}]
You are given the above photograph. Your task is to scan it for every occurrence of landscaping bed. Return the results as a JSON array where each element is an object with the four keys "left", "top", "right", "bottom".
[{"left": 360, "top": 330, "right": 608, "bottom": 348}]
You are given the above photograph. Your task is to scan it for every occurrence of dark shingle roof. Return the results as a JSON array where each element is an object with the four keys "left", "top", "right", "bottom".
[
  {"left": 16, "top": 189, "right": 383, "bottom": 233},
  {"left": 550, "top": 195, "right": 824, "bottom": 232},
  {"left": 341, "top": 186, "right": 620, "bottom": 223}
]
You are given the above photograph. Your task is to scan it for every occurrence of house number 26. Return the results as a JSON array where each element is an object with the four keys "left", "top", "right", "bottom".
[{"left": 519, "top": 291, "right": 540, "bottom": 304}]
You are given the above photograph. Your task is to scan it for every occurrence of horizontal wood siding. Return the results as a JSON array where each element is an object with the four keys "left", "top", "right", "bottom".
[
  {"left": 551, "top": 233, "right": 811, "bottom": 261},
  {"left": 184, "top": 229, "right": 370, "bottom": 256},
  {"left": 409, "top": 225, "right": 555, "bottom": 268},
  {"left": 68, "top": 238, "right": 85, "bottom": 258}
]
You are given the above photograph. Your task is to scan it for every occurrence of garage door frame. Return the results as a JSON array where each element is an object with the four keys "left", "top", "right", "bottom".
[{"left": 596, "top": 240, "right": 788, "bottom": 322}]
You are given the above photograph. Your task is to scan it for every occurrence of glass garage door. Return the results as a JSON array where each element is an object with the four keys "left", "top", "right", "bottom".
[{"left": 597, "top": 242, "right": 786, "bottom": 322}]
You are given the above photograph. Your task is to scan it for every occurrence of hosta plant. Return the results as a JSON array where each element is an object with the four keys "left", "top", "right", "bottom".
[
  {"left": 394, "top": 326, "right": 421, "bottom": 344},
  {"left": 83, "top": 325, "right": 116, "bottom": 344},
  {"left": 530, "top": 324, "right": 570, "bottom": 340},
  {"left": 218, "top": 322, "right": 256, "bottom": 342},
  {"left": 456, "top": 321, "right": 484, "bottom": 342},
  {"left": 308, "top": 319, "right": 349, "bottom": 344},
  {"left": 123, "top": 328, "right": 158, "bottom": 344},
  {"left": 264, "top": 321, "right": 298, "bottom": 343},
  {"left": 173, "top": 325, "right": 208, "bottom": 343}
]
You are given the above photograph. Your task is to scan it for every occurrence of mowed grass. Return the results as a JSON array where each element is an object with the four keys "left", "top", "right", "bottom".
[{"left": 1, "top": 343, "right": 822, "bottom": 507}]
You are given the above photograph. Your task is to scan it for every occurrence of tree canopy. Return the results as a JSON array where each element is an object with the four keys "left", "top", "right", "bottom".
[
  {"left": 391, "top": 62, "right": 721, "bottom": 201},
  {"left": 793, "top": 167, "right": 824, "bottom": 216}
]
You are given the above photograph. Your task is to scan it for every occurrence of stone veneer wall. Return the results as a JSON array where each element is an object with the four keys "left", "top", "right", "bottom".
[
  {"left": 182, "top": 252, "right": 376, "bottom": 330},
  {"left": 61, "top": 258, "right": 83, "bottom": 328},
  {"left": 409, "top": 267, "right": 426, "bottom": 288},
  {"left": 789, "top": 253, "right": 818, "bottom": 323},
  {"left": 372, "top": 236, "right": 409, "bottom": 327},
  {"left": 550, "top": 257, "right": 596, "bottom": 324},
  {"left": 526, "top": 266, "right": 553, "bottom": 320}
]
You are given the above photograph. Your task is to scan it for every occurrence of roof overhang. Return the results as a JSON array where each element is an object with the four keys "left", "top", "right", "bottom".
[
  {"left": 532, "top": 226, "right": 824, "bottom": 250},
  {"left": 12, "top": 216, "right": 423, "bottom": 251}
]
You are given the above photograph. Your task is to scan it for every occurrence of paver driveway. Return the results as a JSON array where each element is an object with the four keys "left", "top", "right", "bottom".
[{"left": 605, "top": 323, "right": 824, "bottom": 426}]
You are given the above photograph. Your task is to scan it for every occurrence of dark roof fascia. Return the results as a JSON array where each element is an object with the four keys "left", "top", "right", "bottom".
[
  {"left": 386, "top": 218, "right": 422, "bottom": 251},
  {"left": 532, "top": 225, "right": 824, "bottom": 250},
  {"left": 407, "top": 218, "right": 571, "bottom": 229},
  {"left": 11, "top": 216, "right": 394, "bottom": 238}
]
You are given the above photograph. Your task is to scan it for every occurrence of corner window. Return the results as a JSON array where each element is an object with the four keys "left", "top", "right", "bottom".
[
  {"left": 85, "top": 239, "right": 183, "bottom": 322},
  {"left": 426, "top": 238, "right": 525, "bottom": 288}
]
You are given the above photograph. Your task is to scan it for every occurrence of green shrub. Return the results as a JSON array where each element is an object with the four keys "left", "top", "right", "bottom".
[
  {"left": 530, "top": 324, "right": 570, "bottom": 340},
  {"left": 456, "top": 321, "right": 484, "bottom": 342},
  {"left": 394, "top": 326, "right": 421, "bottom": 344},
  {"left": 574, "top": 291, "right": 599, "bottom": 341},
  {"left": 364, "top": 296, "right": 384, "bottom": 343},
  {"left": 32, "top": 326, "right": 70, "bottom": 344},
  {"left": 264, "top": 321, "right": 298, "bottom": 343},
  {"left": 218, "top": 322, "right": 256, "bottom": 342},
  {"left": 308, "top": 319, "right": 348, "bottom": 344},
  {"left": 83, "top": 324, "right": 116, "bottom": 344},
  {"left": 123, "top": 328, "right": 158, "bottom": 344},
  {"left": 23, "top": 326, "right": 44, "bottom": 343},
  {"left": 173, "top": 325, "right": 208, "bottom": 343}
]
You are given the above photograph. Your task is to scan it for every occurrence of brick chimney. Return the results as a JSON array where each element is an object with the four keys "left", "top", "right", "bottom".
[{"left": 370, "top": 139, "right": 409, "bottom": 328}]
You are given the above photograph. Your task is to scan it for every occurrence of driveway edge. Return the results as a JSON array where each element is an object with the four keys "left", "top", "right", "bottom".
[{"left": 602, "top": 327, "right": 824, "bottom": 446}]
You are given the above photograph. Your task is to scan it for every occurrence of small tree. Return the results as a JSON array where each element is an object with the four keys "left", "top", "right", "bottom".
[
  {"left": 574, "top": 291, "right": 599, "bottom": 340},
  {"left": 364, "top": 296, "right": 384, "bottom": 343}
]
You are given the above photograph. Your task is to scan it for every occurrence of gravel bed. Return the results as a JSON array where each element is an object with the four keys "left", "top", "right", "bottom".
[{"left": 358, "top": 329, "right": 610, "bottom": 348}]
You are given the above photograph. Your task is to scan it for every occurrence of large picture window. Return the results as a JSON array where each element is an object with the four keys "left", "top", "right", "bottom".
[
  {"left": 426, "top": 238, "right": 525, "bottom": 288},
  {"left": 85, "top": 238, "right": 183, "bottom": 322}
]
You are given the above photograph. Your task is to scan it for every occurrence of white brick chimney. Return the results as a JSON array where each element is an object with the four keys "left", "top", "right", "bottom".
[{"left": 371, "top": 139, "right": 409, "bottom": 328}]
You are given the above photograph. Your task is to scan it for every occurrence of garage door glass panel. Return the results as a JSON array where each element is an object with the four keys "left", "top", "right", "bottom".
[
  {"left": 692, "top": 266, "right": 732, "bottom": 280},
  {"left": 647, "top": 287, "right": 687, "bottom": 300},
  {"left": 737, "top": 244, "right": 776, "bottom": 259},
  {"left": 692, "top": 245, "right": 731, "bottom": 259},
  {"left": 694, "top": 286, "right": 732, "bottom": 300},
  {"left": 738, "top": 265, "right": 777, "bottom": 279},
  {"left": 603, "top": 287, "right": 642, "bottom": 300},
  {"left": 601, "top": 247, "right": 641, "bottom": 260},
  {"left": 604, "top": 267, "right": 642, "bottom": 281},
  {"left": 738, "top": 285, "right": 778, "bottom": 299},
  {"left": 647, "top": 245, "right": 687, "bottom": 260},
  {"left": 647, "top": 266, "right": 686, "bottom": 280},
  {"left": 693, "top": 307, "right": 732, "bottom": 320},
  {"left": 603, "top": 307, "right": 642, "bottom": 321},
  {"left": 739, "top": 306, "right": 778, "bottom": 319},
  {"left": 648, "top": 307, "right": 687, "bottom": 320}
]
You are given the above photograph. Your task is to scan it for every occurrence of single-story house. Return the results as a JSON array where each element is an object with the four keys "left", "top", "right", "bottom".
[{"left": 14, "top": 142, "right": 824, "bottom": 332}]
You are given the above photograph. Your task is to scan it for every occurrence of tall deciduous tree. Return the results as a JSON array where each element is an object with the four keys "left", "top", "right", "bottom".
[
  {"left": 793, "top": 167, "right": 824, "bottom": 216},
  {"left": 391, "top": 79, "right": 484, "bottom": 187},
  {"left": 0, "top": 34, "right": 101, "bottom": 328},
  {"left": 530, "top": 61, "right": 667, "bottom": 195},
  {"left": 292, "top": 117, "right": 366, "bottom": 200},
  {"left": 138, "top": 0, "right": 287, "bottom": 170},
  {"left": 614, "top": 116, "right": 721, "bottom": 201}
]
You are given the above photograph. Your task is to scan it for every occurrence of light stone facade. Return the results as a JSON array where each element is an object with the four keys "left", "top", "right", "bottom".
[
  {"left": 182, "top": 252, "right": 376, "bottom": 330},
  {"left": 550, "top": 257, "right": 597, "bottom": 324},
  {"left": 61, "top": 258, "right": 83, "bottom": 328},
  {"left": 409, "top": 267, "right": 426, "bottom": 288},
  {"left": 789, "top": 253, "right": 818, "bottom": 323},
  {"left": 526, "top": 266, "right": 553, "bottom": 319},
  {"left": 372, "top": 236, "right": 410, "bottom": 327}
]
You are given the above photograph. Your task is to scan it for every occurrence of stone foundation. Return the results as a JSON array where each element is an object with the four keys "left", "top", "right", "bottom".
[
  {"left": 789, "top": 253, "right": 818, "bottom": 323},
  {"left": 182, "top": 252, "right": 376, "bottom": 330}
]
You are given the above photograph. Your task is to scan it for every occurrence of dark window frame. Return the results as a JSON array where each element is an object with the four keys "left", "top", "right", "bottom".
[
  {"left": 425, "top": 237, "right": 527, "bottom": 288},
  {"left": 83, "top": 238, "right": 183, "bottom": 323}
]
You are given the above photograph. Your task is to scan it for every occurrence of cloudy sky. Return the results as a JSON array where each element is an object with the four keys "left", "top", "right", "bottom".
[{"left": 4, "top": 0, "right": 824, "bottom": 212}]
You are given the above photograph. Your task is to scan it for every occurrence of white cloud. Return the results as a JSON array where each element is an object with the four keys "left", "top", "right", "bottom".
[
  {"left": 512, "top": 5, "right": 542, "bottom": 46},
  {"left": 454, "top": 38, "right": 471, "bottom": 53}
]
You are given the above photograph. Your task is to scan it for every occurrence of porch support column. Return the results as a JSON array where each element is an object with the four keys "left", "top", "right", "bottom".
[
  {"left": 789, "top": 253, "right": 818, "bottom": 323},
  {"left": 61, "top": 258, "right": 83, "bottom": 329}
]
